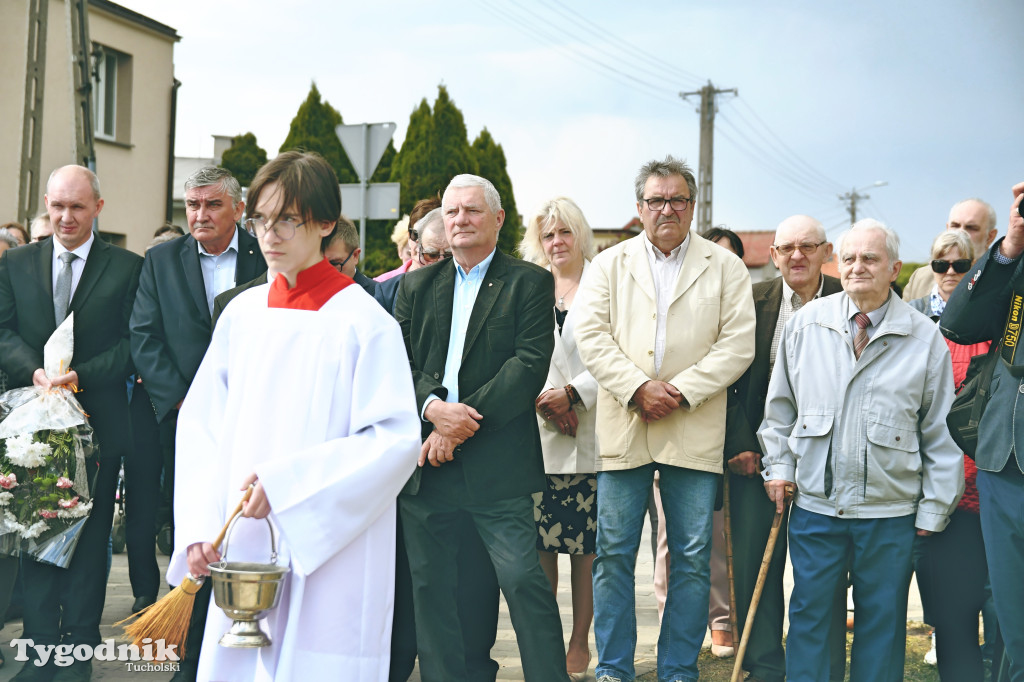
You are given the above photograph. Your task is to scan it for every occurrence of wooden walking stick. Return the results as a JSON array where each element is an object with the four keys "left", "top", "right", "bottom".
[
  {"left": 731, "top": 484, "right": 794, "bottom": 682},
  {"left": 115, "top": 486, "right": 254, "bottom": 658},
  {"left": 723, "top": 470, "right": 739, "bottom": 653}
]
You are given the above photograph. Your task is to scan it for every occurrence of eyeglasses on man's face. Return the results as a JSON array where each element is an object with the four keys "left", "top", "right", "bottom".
[
  {"left": 773, "top": 241, "right": 826, "bottom": 257},
  {"left": 418, "top": 247, "right": 453, "bottom": 265},
  {"left": 329, "top": 249, "right": 355, "bottom": 273},
  {"left": 641, "top": 196, "right": 694, "bottom": 212},
  {"left": 244, "top": 216, "right": 305, "bottom": 241}
]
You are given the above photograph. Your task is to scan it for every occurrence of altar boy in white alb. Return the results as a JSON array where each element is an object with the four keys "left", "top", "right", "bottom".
[{"left": 167, "top": 151, "right": 421, "bottom": 681}]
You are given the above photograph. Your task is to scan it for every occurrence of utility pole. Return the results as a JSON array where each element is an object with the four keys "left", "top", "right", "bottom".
[
  {"left": 66, "top": 0, "right": 96, "bottom": 170},
  {"left": 18, "top": 0, "right": 49, "bottom": 225},
  {"left": 680, "top": 81, "right": 736, "bottom": 233},
  {"left": 839, "top": 181, "right": 888, "bottom": 225},
  {"left": 18, "top": 0, "right": 97, "bottom": 225}
]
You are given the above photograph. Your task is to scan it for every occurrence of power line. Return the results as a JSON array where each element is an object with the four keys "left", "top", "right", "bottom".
[
  {"left": 541, "top": 0, "right": 706, "bottom": 89},
  {"left": 716, "top": 114, "right": 833, "bottom": 201},
  {"left": 815, "top": 205, "right": 850, "bottom": 222},
  {"left": 866, "top": 198, "right": 891, "bottom": 226},
  {"left": 714, "top": 125, "right": 825, "bottom": 203},
  {"left": 732, "top": 98, "right": 846, "bottom": 193},
  {"left": 826, "top": 218, "right": 851, "bottom": 235},
  {"left": 477, "top": 0, "right": 682, "bottom": 107},
  {"left": 478, "top": 0, "right": 863, "bottom": 218},
  {"left": 718, "top": 111, "right": 842, "bottom": 196}
]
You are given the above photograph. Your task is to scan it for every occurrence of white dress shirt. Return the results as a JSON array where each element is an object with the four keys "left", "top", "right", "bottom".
[
  {"left": 52, "top": 232, "right": 95, "bottom": 300},
  {"left": 642, "top": 231, "right": 690, "bottom": 375}
]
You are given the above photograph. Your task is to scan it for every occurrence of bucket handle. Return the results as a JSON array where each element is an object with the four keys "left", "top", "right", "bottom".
[{"left": 219, "top": 511, "right": 279, "bottom": 566}]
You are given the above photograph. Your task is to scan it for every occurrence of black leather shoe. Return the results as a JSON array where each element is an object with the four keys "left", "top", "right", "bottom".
[
  {"left": 132, "top": 594, "right": 157, "bottom": 613},
  {"left": 169, "top": 658, "right": 198, "bottom": 682},
  {"left": 12, "top": 657, "right": 56, "bottom": 682},
  {"left": 50, "top": 659, "right": 91, "bottom": 682}
]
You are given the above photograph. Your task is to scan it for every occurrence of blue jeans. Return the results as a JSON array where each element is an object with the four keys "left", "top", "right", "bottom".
[
  {"left": 787, "top": 506, "right": 915, "bottom": 682},
  {"left": 978, "top": 467, "right": 1024, "bottom": 682},
  {"left": 593, "top": 463, "right": 716, "bottom": 682}
]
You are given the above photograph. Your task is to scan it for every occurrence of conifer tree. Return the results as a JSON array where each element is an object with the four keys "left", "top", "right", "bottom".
[
  {"left": 219, "top": 132, "right": 267, "bottom": 187},
  {"left": 280, "top": 83, "right": 357, "bottom": 184},
  {"left": 389, "top": 98, "right": 440, "bottom": 216},
  {"left": 431, "top": 85, "right": 478, "bottom": 184},
  {"left": 472, "top": 128, "right": 521, "bottom": 254}
]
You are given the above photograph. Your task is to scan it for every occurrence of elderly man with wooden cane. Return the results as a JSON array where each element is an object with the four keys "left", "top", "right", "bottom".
[{"left": 759, "top": 219, "right": 963, "bottom": 682}]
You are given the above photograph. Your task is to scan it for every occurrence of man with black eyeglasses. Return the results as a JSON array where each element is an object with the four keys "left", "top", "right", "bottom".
[
  {"left": 325, "top": 214, "right": 378, "bottom": 296},
  {"left": 574, "top": 155, "right": 755, "bottom": 682},
  {"left": 903, "top": 198, "right": 999, "bottom": 300}
]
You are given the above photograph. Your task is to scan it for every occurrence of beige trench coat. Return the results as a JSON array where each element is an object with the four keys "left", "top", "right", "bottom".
[{"left": 574, "top": 233, "right": 755, "bottom": 473}]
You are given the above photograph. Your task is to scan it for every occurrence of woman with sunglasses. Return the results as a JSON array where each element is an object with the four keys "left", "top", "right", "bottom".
[
  {"left": 169, "top": 151, "right": 420, "bottom": 681},
  {"left": 909, "top": 229, "right": 993, "bottom": 682}
]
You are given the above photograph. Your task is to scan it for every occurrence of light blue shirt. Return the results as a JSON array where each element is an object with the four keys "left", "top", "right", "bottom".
[
  {"left": 197, "top": 228, "right": 239, "bottom": 314},
  {"left": 422, "top": 248, "right": 497, "bottom": 419}
]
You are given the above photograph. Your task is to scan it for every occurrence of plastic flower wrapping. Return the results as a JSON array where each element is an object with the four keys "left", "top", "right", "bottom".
[{"left": 0, "top": 315, "right": 97, "bottom": 568}]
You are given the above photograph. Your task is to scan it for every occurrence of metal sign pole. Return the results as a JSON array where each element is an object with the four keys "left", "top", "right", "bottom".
[{"left": 359, "top": 122, "right": 368, "bottom": 255}]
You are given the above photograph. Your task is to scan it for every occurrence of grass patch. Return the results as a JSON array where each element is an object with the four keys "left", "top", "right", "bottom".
[{"left": 636, "top": 622, "right": 939, "bottom": 681}]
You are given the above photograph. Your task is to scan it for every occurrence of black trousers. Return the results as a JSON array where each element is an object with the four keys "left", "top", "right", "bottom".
[
  {"left": 124, "top": 383, "right": 162, "bottom": 599},
  {"left": 400, "top": 464, "right": 568, "bottom": 682},
  {"left": 21, "top": 456, "right": 119, "bottom": 646},
  {"left": 917, "top": 508, "right": 988, "bottom": 682},
  {"left": 390, "top": 511, "right": 499, "bottom": 682}
]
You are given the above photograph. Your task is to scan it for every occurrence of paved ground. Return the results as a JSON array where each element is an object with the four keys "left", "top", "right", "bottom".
[{"left": 0, "top": 513, "right": 923, "bottom": 681}]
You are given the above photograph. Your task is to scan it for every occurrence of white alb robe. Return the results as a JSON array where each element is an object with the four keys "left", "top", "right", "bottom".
[{"left": 167, "top": 283, "right": 420, "bottom": 681}]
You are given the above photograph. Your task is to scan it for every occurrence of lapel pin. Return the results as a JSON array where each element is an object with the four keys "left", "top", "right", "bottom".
[{"left": 488, "top": 282, "right": 493, "bottom": 287}]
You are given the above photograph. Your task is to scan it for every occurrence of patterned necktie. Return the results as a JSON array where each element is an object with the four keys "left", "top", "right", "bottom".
[
  {"left": 853, "top": 312, "right": 871, "bottom": 359},
  {"left": 53, "top": 252, "right": 78, "bottom": 323}
]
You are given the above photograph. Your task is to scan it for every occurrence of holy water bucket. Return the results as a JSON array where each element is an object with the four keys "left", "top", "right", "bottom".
[{"left": 207, "top": 515, "right": 290, "bottom": 648}]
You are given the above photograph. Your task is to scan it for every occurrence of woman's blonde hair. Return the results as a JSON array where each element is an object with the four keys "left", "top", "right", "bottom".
[
  {"left": 519, "top": 197, "right": 595, "bottom": 267},
  {"left": 930, "top": 229, "right": 974, "bottom": 262}
]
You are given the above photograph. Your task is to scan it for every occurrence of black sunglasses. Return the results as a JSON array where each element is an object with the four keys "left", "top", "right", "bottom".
[{"left": 930, "top": 258, "right": 971, "bottom": 274}]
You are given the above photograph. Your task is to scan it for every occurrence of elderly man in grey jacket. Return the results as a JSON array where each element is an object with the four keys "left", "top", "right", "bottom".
[{"left": 759, "top": 219, "right": 964, "bottom": 682}]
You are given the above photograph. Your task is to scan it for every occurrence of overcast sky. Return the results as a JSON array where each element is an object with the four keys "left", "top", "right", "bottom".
[{"left": 121, "top": 0, "right": 1021, "bottom": 260}]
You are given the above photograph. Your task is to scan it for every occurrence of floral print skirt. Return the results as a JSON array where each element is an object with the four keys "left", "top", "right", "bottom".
[{"left": 533, "top": 473, "right": 597, "bottom": 555}]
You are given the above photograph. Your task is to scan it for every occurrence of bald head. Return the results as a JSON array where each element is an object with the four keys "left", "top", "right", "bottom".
[
  {"left": 776, "top": 215, "right": 826, "bottom": 243},
  {"left": 770, "top": 214, "right": 833, "bottom": 298},
  {"left": 947, "top": 198, "right": 997, "bottom": 261},
  {"left": 44, "top": 165, "right": 104, "bottom": 250},
  {"left": 47, "top": 165, "right": 101, "bottom": 200}
]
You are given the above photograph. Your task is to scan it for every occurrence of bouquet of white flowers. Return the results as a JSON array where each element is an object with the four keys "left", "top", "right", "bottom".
[{"left": 0, "top": 315, "right": 98, "bottom": 568}]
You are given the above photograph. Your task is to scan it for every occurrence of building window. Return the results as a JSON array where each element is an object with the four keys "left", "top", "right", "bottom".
[{"left": 92, "top": 44, "right": 132, "bottom": 142}]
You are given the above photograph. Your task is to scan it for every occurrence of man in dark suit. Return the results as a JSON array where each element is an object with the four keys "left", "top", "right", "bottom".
[
  {"left": 129, "top": 166, "right": 264, "bottom": 679},
  {"left": 395, "top": 174, "right": 569, "bottom": 682},
  {"left": 941, "top": 181, "right": 1024, "bottom": 680},
  {"left": 726, "top": 215, "right": 846, "bottom": 682},
  {"left": 0, "top": 165, "right": 143, "bottom": 682}
]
